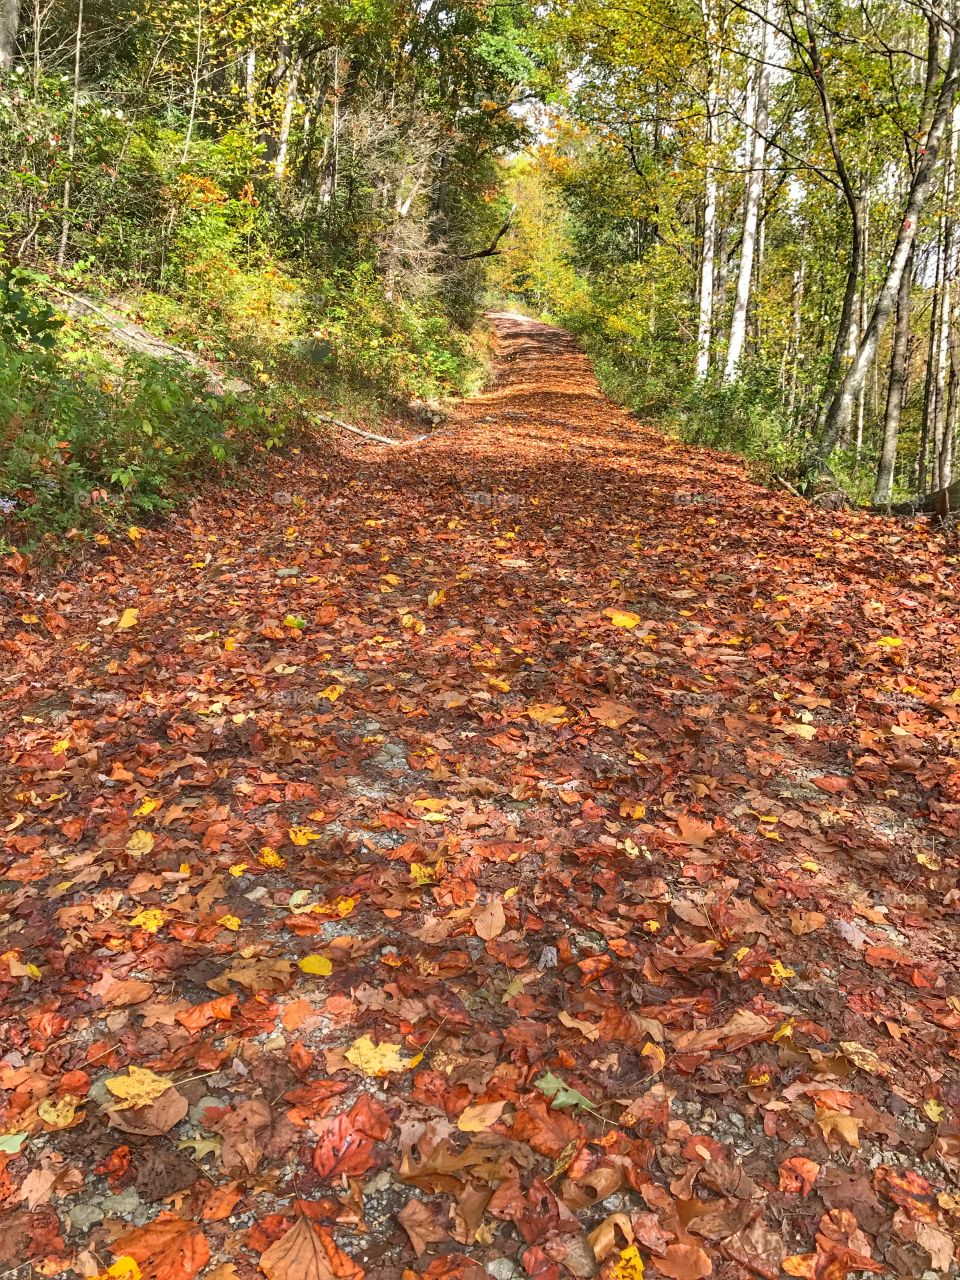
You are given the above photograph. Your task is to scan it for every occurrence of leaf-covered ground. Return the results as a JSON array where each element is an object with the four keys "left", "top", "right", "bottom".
[{"left": 2, "top": 315, "right": 959, "bottom": 1280}]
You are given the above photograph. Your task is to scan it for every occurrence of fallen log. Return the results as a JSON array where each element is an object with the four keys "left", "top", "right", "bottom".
[{"left": 881, "top": 477, "right": 960, "bottom": 516}]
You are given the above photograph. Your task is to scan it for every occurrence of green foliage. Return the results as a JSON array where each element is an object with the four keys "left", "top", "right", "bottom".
[{"left": 0, "top": 328, "right": 275, "bottom": 545}]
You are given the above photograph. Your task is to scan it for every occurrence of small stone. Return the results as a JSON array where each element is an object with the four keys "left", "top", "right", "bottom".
[
  {"left": 487, "top": 1260, "right": 518, "bottom": 1280},
  {"left": 276, "top": 567, "right": 299, "bottom": 578},
  {"left": 189, "top": 1094, "right": 226, "bottom": 1126},
  {"left": 99, "top": 1187, "right": 142, "bottom": 1219},
  {"left": 69, "top": 1202, "right": 105, "bottom": 1232}
]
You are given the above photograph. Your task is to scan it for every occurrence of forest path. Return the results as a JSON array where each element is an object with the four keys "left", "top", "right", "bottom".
[{"left": 2, "top": 314, "right": 960, "bottom": 1280}]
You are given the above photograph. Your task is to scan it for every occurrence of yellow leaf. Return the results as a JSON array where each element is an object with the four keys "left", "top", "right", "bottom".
[
  {"left": 641, "top": 1042, "right": 666, "bottom": 1074},
  {"left": 217, "top": 914, "right": 241, "bottom": 931},
  {"left": 604, "top": 608, "right": 643, "bottom": 629},
  {"left": 528, "top": 703, "right": 568, "bottom": 725},
  {"left": 105, "top": 1066, "right": 174, "bottom": 1110},
  {"left": 323, "top": 896, "right": 356, "bottom": 918},
  {"left": 117, "top": 608, "right": 139, "bottom": 630},
  {"left": 876, "top": 636, "right": 904, "bottom": 648},
  {"left": 816, "top": 1108, "right": 862, "bottom": 1148},
  {"left": 51, "top": 737, "right": 71, "bottom": 756},
  {"left": 428, "top": 588, "right": 446, "bottom": 606},
  {"left": 487, "top": 675, "right": 511, "bottom": 693},
  {"left": 228, "top": 863, "right": 248, "bottom": 877},
  {"left": 769, "top": 959, "right": 795, "bottom": 982},
  {"left": 924, "top": 1098, "right": 945, "bottom": 1122},
  {"left": 259, "top": 846, "right": 285, "bottom": 868},
  {"left": 400, "top": 612, "right": 425, "bottom": 634},
  {"left": 298, "top": 954, "right": 333, "bottom": 976},
  {"left": 410, "top": 862, "right": 437, "bottom": 885},
  {"left": 104, "top": 1259, "right": 142, "bottom": 1280},
  {"left": 38, "top": 1096, "right": 80, "bottom": 1129},
  {"left": 916, "top": 851, "right": 942, "bottom": 870},
  {"left": 840, "top": 1041, "right": 887, "bottom": 1076},
  {"left": 288, "top": 826, "right": 322, "bottom": 846},
  {"left": 317, "top": 684, "right": 345, "bottom": 702},
  {"left": 133, "top": 797, "right": 160, "bottom": 817},
  {"left": 127, "top": 526, "right": 143, "bottom": 543},
  {"left": 780, "top": 722, "right": 817, "bottom": 740},
  {"left": 344, "top": 1034, "right": 422, "bottom": 1077},
  {"left": 126, "top": 830, "right": 155, "bottom": 857},
  {"left": 457, "top": 1100, "right": 507, "bottom": 1132},
  {"left": 130, "top": 908, "right": 164, "bottom": 933},
  {"left": 773, "top": 1018, "right": 795, "bottom": 1042},
  {"left": 412, "top": 798, "right": 447, "bottom": 812},
  {"left": 611, "top": 1245, "right": 645, "bottom": 1280}
]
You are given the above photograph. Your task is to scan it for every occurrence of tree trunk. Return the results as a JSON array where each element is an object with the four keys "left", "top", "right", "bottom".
[
  {"left": 873, "top": 243, "right": 914, "bottom": 505},
  {"left": 56, "top": 0, "right": 83, "bottom": 268},
  {"left": 0, "top": 0, "right": 18, "bottom": 73},
  {"left": 801, "top": 0, "right": 863, "bottom": 430},
  {"left": 933, "top": 103, "right": 960, "bottom": 490},
  {"left": 696, "top": 0, "right": 719, "bottom": 380},
  {"left": 725, "top": 1, "right": 772, "bottom": 381},
  {"left": 274, "top": 55, "right": 302, "bottom": 181},
  {"left": 180, "top": 0, "right": 203, "bottom": 164},
  {"left": 818, "top": 30, "right": 960, "bottom": 460}
]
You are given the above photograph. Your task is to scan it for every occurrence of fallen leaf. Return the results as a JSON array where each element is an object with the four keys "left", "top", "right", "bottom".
[
  {"left": 344, "top": 1035, "right": 422, "bottom": 1077},
  {"left": 260, "top": 1217, "right": 363, "bottom": 1280}
]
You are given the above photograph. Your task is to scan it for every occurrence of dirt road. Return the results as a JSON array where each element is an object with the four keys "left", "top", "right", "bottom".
[{"left": 2, "top": 314, "right": 959, "bottom": 1280}]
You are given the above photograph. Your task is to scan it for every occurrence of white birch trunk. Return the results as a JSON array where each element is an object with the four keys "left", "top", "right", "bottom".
[
  {"left": 696, "top": 0, "right": 719, "bottom": 380},
  {"left": 725, "top": 3, "right": 773, "bottom": 381}
]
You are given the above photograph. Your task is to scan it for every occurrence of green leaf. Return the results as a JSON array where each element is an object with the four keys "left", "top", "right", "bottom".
[
  {"left": 535, "top": 1071, "right": 597, "bottom": 1112},
  {"left": 0, "top": 1133, "right": 28, "bottom": 1153}
]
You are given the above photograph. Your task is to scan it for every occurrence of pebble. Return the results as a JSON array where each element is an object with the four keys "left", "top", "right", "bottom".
[
  {"left": 487, "top": 1260, "right": 519, "bottom": 1280},
  {"left": 100, "top": 1187, "right": 142, "bottom": 1218},
  {"left": 189, "top": 1094, "right": 226, "bottom": 1126},
  {"left": 68, "top": 1202, "right": 105, "bottom": 1232}
]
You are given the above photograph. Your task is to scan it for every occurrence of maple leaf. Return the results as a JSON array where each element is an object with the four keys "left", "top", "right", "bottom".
[
  {"left": 527, "top": 703, "right": 567, "bottom": 724},
  {"left": 260, "top": 1218, "right": 363, "bottom": 1280},
  {"left": 675, "top": 812, "right": 715, "bottom": 848},
  {"left": 111, "top": 1213, "right": 209, "bottom": 1280},
  {"left": 816, "top": 1108, "right": 862, "bottom": 1148},
  {"left": 397, "top": 1199, "right": 449, "bottom": 1258}
]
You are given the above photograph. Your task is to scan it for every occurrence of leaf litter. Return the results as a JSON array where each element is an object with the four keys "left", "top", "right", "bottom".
[{"left": 1, "top": 315, "right": 959, "bottom": 1280}]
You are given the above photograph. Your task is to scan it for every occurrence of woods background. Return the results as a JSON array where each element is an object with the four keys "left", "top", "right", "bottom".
[{"left": 2, "top": 0, "right": 960, "bottom": 546}]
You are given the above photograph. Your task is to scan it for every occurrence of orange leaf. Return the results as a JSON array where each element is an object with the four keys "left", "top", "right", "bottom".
[
  {"left": 259, "top": 1218, "right": 364, "bottom": 1280},
  {"left": 111, "top": 1213, "right": 209, "bottom": 1280}
]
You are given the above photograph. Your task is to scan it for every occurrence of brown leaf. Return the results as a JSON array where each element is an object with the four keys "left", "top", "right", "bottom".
[
  {"left": 473, "top": 898, "right": 505, "bottom": 940},
  {"left": 397, "top": 1198, "right": 449, "bottom": 1257},
  {"left": 656, "top": 1242, "right": 713, "bottom": 1280},
  {"left": 260, "top": 1218, "right": 364, "bottom": 1280},
  {"left": 675, "top": 813, "right": 715, "bottom": 848},
  {"left": 588, "top": 698, "right": 636, "bottom": 729}
]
